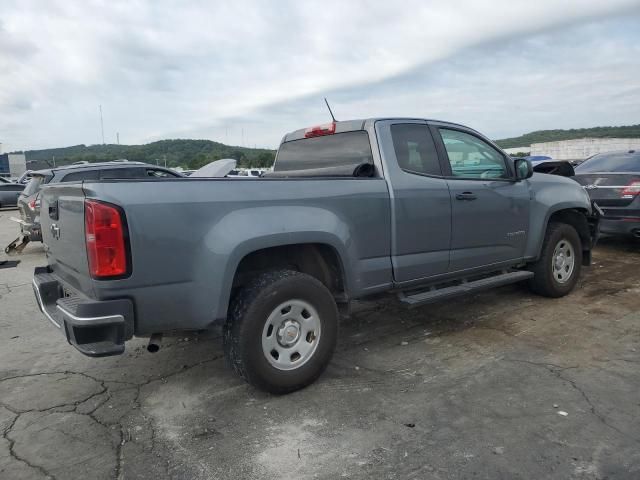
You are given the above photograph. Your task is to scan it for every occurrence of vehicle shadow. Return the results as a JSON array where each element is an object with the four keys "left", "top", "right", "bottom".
[{"left": 595, "top": 234, "right": 639, "bottom": 254}]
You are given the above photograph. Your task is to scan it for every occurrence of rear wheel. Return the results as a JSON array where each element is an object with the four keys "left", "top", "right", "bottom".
[
  {"left": 224, "top": 270, "right": 338, "bottom": 394},
  {"left": 528, "top": 222, "right": 582, "bottom": 297}
]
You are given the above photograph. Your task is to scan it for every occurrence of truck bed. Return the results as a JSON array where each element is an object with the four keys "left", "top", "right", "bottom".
[{"left": 40, "top": 177, "right": 393, "bottom": 335}]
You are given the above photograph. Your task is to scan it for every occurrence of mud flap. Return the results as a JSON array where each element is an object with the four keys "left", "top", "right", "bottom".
[
  {"left": 588, "top": 201, "right": 602, "bottom": 248},
  {"left": 4, "top": 235, "right": 30, "bottom": 255}
]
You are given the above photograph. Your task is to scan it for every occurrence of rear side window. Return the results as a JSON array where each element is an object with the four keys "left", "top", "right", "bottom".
[
  {"left": 100, "top": 168, "right": 145, "bottom": 179},
  {"left": 146, "top": 168, "right": 178, "bottom": 178},
  {"left": 390, "top": 124, "right": 442, "bottom": 176},
  {"left": 275, "top": 131, "right": 373, "bottom": 173},
  {"left": 576, "top": 153, "right": 640, "bottom": 173},
  {"left": 61, "top": 170, "right": 100, "bottom": 182}
]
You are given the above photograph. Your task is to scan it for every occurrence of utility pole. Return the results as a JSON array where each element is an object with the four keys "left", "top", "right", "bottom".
[
  {"left": 99, "top": 105, "right": 105, "bottom": 144},
  {"left": 116, "top": 132, "right": 120, "bottom": 145},
  {"left": 52, "top": 156, "right": 56, "bottom": 167}
]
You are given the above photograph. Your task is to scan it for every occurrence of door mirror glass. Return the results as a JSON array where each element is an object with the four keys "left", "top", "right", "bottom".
[{"left": 514, "top": 158, "right": 533, "bottom": 180}]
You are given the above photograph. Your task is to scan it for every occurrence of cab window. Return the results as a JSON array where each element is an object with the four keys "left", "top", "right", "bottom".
[
  {"left": 390, "top": 124, "right": 442, "bottom": 176},
  {"left": 439, "top": 129, "right": 509, "bottom": 179}
]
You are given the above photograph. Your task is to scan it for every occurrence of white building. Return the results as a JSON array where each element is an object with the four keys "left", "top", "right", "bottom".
[
  {"left": 0, "top": 152, "right": 27, "bottom": 179},
  {"left": 8, "top": 153, "right": 27, "bottom": 177},
  {"left": 529, "top": 138, "right": 640, "bottom": 160}
]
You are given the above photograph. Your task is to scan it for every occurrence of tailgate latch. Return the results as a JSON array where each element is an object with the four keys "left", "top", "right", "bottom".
[{"left": 49, "top": 200, "right": 59, "bottom": 220}]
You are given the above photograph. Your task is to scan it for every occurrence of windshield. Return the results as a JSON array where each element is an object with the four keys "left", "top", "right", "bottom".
[
  {"left": 576, "top": 152, "right": 640, "bottom": 173},
  {"left": 22, "top": 174, "right": 50, "bottom": 196}
]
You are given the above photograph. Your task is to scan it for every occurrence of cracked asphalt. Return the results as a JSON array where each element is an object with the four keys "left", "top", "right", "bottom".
[{"left": 0, "top": 209, "right": 639, "bottom": 479}]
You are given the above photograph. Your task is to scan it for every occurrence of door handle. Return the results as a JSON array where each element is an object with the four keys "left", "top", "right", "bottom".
[{"left": 456, "top": 192, "right": 477, "bottom": 201}]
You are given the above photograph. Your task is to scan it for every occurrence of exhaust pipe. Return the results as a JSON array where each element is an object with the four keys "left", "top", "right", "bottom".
[{"left": 147, "top": 333, "right": 163, "bottom": 353}]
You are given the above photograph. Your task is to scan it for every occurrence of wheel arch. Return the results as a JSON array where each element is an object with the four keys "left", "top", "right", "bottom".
[
  {"left": 535, "top": 207, "right": 592, "bottom": 266},
  {"left": 216, "top": 239, "right": 350, "bottom": 320}
]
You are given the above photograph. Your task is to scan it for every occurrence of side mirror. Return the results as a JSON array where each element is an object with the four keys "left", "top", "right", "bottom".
[{"left": 514, "top": 158, "right": 533, "bottom": 180}]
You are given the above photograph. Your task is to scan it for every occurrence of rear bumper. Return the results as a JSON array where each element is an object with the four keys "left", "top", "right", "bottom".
[
  {"left": 32, "top": 266, "right": 134, "bottom": 357},
  {"left": 599, "top": 217, "right": 640, "bottom": 237}
]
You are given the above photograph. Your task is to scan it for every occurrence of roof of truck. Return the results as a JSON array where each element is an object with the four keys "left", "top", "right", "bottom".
[{"left": 281, "top": 117, "right": 474, "bottom": 143}]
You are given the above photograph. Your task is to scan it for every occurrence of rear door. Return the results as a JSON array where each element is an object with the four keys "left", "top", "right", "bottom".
[
  {"left": 376, "top": 120, "right": 452, "bottom": 282},
  {"left": 432, "top": 125, "right": 530, "bottom": 272}
]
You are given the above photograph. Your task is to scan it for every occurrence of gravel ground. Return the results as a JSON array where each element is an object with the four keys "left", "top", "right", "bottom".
[{"left": 0, "top": 208, "right": 639, "bottom": 480}]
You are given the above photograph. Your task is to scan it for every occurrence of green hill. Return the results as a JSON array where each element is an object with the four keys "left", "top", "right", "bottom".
[
  {"left": 495, "top": 125, "right": 640, "bottom": 149},
  {"left": 15, "top": 139, "right": 276, "bottom": 171}
]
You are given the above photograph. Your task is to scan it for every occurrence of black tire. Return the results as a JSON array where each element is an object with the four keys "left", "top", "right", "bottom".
[
  {"left": 224, "top": 269, "right": 339, "bottom": 394},
  {"left": 528, "top": 222, "right": 582, "bottom": 297}
]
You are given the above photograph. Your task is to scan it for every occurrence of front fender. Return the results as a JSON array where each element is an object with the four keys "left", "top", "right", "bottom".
[{"left": 524, "top": 175, "right": 592, "bottom": 260}]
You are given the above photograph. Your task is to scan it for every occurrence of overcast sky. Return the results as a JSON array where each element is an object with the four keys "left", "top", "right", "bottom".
[{"left": 1, "top": 0, "right": 640, "bottom": 152}]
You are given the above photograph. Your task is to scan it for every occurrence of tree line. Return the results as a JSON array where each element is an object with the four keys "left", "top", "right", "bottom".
[{"left": 17, "top": 139, "right": 276, "bottom": 170}]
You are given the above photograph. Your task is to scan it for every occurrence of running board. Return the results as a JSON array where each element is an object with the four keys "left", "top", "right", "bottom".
[{"left": 398, "top": 270, "right": 534, "bottom": 309}]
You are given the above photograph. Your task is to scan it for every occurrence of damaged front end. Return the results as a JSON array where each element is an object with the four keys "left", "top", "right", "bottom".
[{"left": 532, "top": 161, "right": 576, "bottom": 177}]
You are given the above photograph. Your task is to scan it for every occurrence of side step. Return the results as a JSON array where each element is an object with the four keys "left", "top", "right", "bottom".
[{"left": 398, "top": 270, "right": 534, "bottom": 309}]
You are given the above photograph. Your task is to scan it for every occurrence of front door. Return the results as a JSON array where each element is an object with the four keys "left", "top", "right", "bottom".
[{"left": 433, "top": 126, "right": 530, "bottom": 272}]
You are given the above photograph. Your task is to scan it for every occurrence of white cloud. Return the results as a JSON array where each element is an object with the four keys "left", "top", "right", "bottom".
[{"left": 0, "top": 0, "right": 639, "bottom": 151}]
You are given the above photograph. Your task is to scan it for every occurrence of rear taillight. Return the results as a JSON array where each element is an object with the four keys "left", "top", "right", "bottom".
[
  {"left": 304, "top": 122, "right": 336, "bottom": 138},
  {"left": 28, "top": 195, "right": 40, "bottom": 211},
  {"left": 85, "top": 199, "right": 128, "bottom": 278},
  {"left": 621, "top": 181, "right": 640, "bottom": 198}
]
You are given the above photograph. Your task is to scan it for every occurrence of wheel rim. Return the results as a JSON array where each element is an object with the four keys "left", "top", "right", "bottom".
[
  {"left": 261, "top": 299, "right": 321, "bottom": 371},
  {"left": 551, "top": 238, "right": 575, "bottom": 284}
]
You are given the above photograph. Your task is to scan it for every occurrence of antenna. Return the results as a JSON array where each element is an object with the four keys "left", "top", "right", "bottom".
[
  {"left": 99, "top": 105, "right": 105, "bottom": 144},
  {"left": 324, "top": 97, "right": 337, "bottom": 123}
]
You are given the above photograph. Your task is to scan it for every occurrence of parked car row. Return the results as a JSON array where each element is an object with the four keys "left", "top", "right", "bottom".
[{"left": 0, "top": 176, "right": 24, "bottom": 208}]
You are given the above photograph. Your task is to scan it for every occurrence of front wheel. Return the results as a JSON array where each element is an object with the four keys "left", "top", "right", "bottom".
[
  {"left": 224, "top": 270, "right": 338, "bottom": 394},
  {"left": 528, "top": 222, "right": 583, "bottom": 297}
]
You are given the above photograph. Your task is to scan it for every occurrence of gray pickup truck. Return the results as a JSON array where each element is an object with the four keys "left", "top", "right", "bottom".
[{"left": 33, "top": 118, "right": 599, "bottom": 393}]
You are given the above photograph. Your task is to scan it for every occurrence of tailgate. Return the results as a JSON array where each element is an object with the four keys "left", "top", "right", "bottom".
[{"left": 40, "top": 184, "right": 94, "bottom": 295}]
